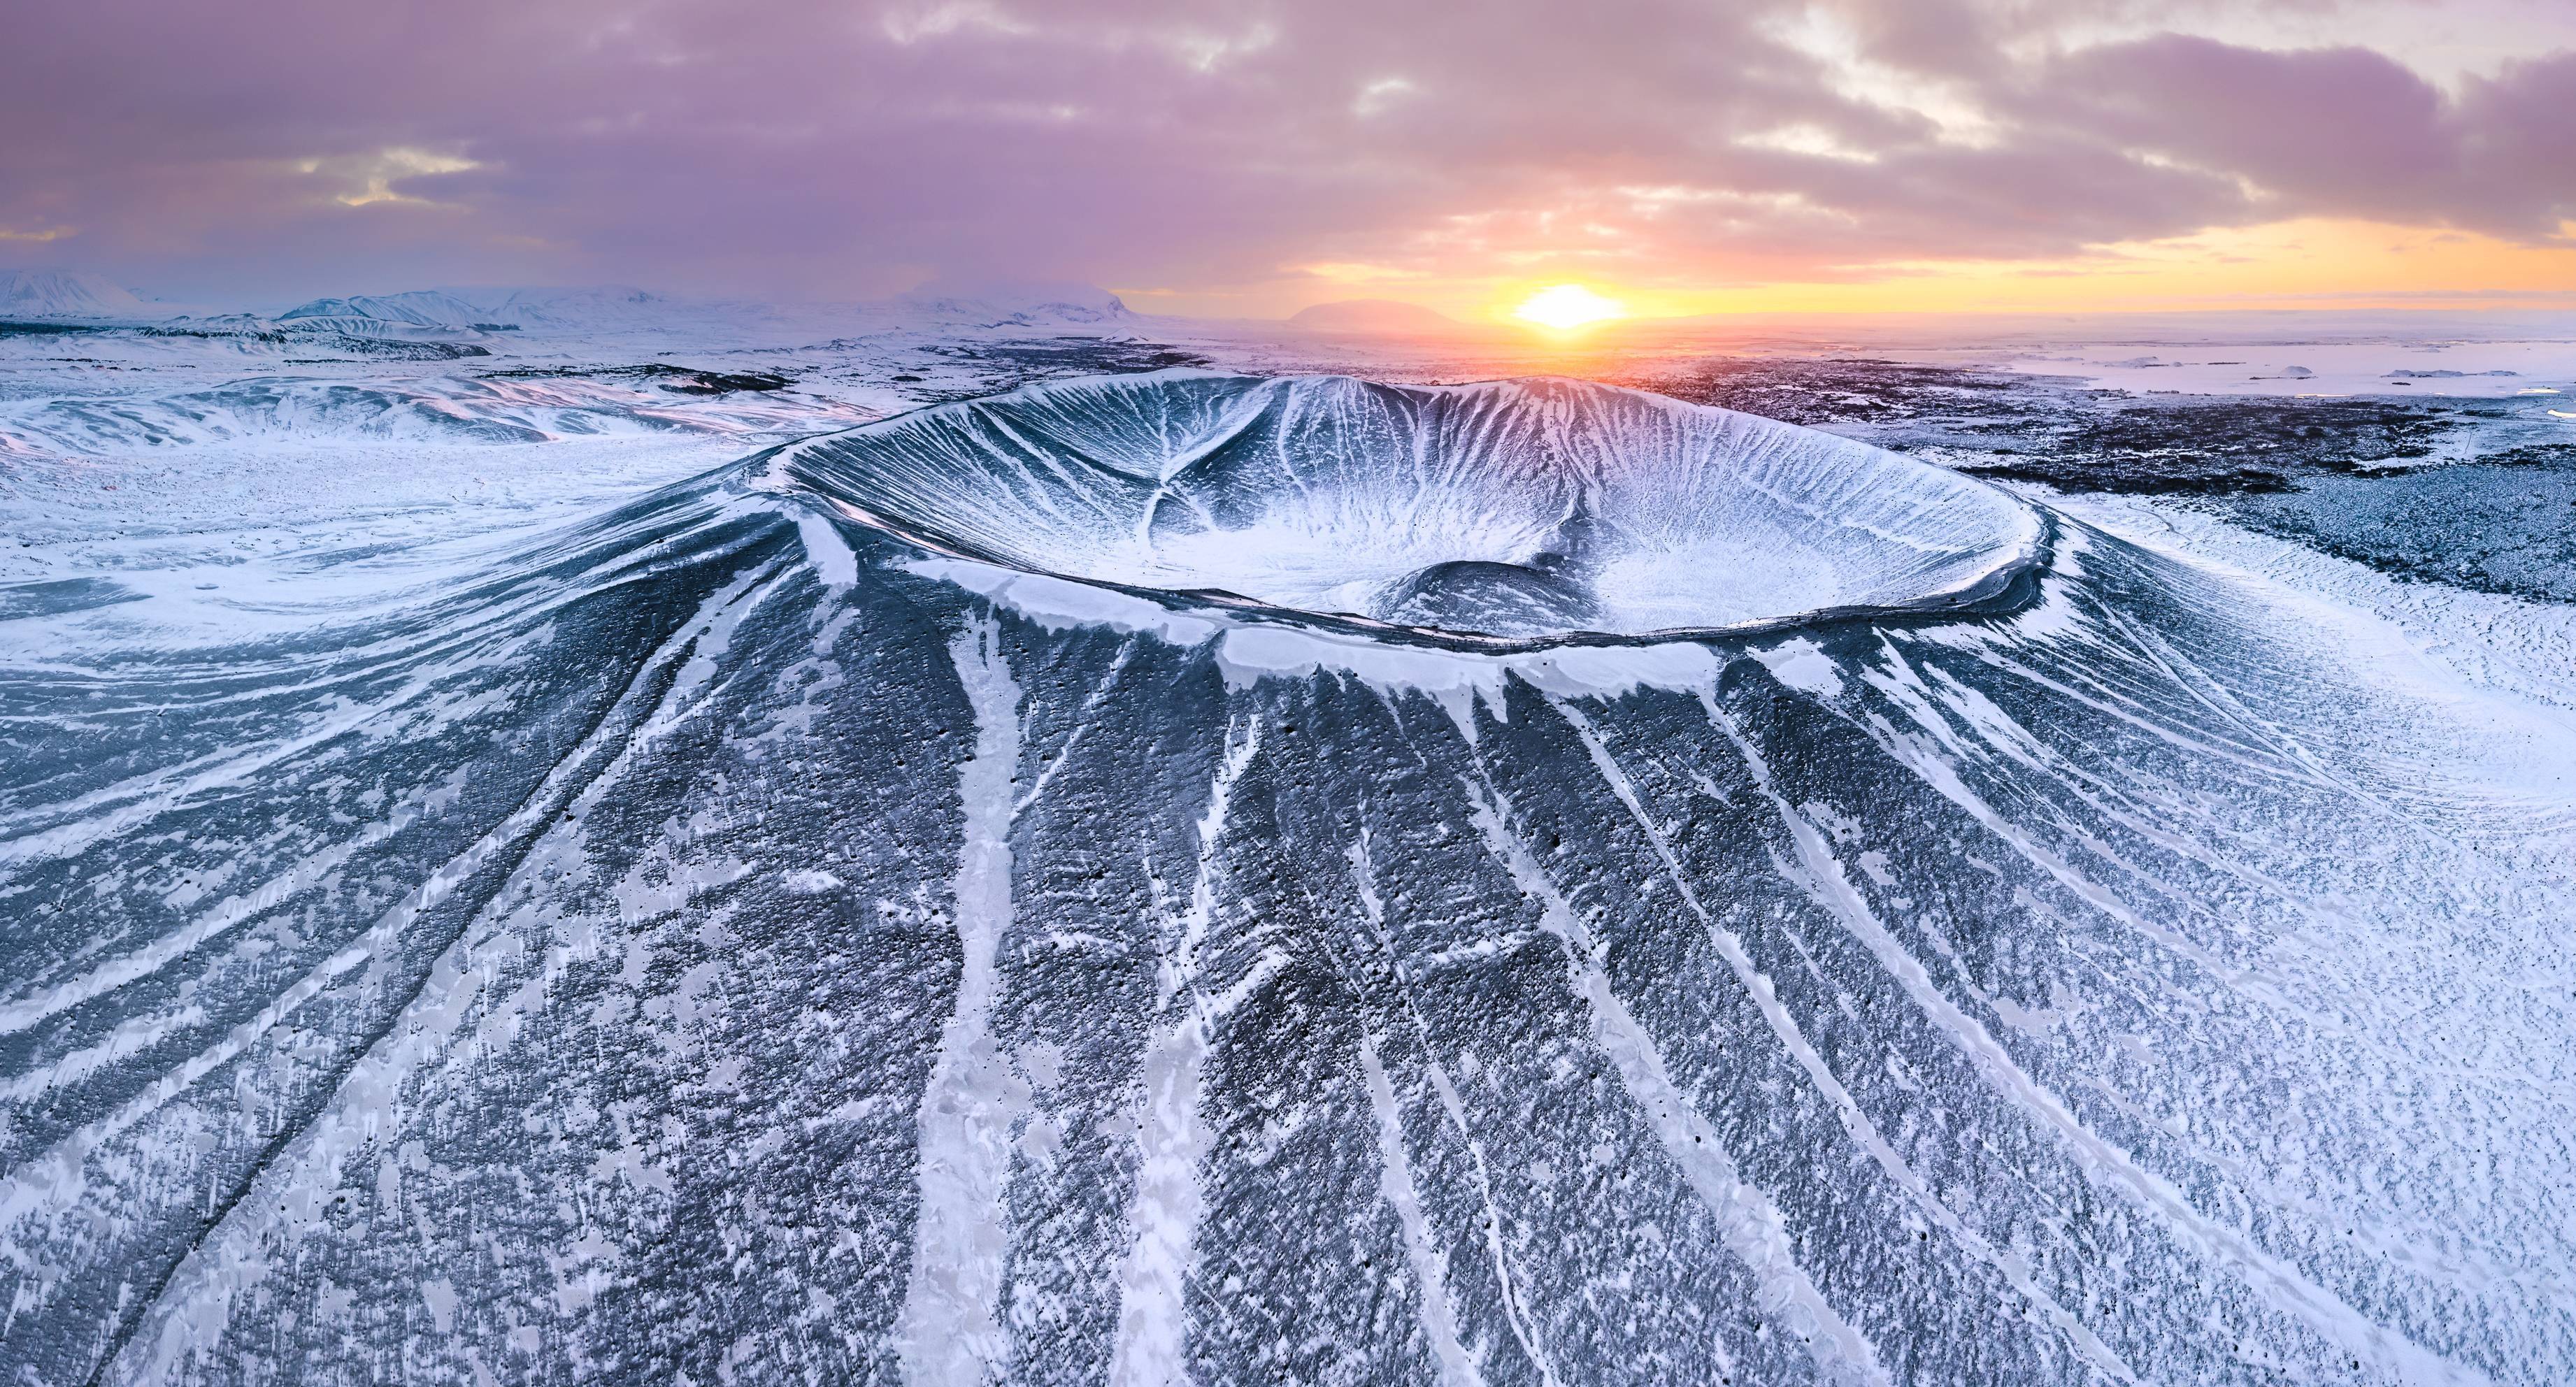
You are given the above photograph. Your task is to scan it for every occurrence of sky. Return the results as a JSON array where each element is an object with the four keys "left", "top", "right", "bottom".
[{"left": 5, "top": 0, "right": 2573, "bottom": 322}]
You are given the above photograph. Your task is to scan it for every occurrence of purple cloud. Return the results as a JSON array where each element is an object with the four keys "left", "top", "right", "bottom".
[
  {"left": 2, "top": 0, "right": 2568, "bottom": 305},
  {"left": 2035, "top": 34, "right": 2575, "bottom": 238}
]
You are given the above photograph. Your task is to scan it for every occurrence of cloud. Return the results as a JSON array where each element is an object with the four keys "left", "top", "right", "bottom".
[
  {"left": 300, "top": 148, "right": 483, "bottom": 208},
  {"left": 2030, "top": 35, "right": 2575, "bottom": 239},
  {"left": 0, "top": 0, "right": 2568, "bottom": 302}
]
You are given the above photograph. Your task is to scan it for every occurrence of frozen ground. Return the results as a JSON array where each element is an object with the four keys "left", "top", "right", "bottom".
[{"left": 2, "top": 295, "right": 2574, "bottom": 1385}]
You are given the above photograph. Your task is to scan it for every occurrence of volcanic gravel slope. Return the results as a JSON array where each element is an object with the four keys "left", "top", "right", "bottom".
[{"left": 2, "top": 370, "right": 2573, "bottom": 1386}]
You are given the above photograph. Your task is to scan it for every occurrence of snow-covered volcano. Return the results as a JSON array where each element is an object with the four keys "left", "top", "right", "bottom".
[
  {"left": 4, "top": 368, "right": 2573, "bottom": 1386},
  {"left": 0, "top": 269, "right": 148, "bottom": 319},
  {"left": 789, "top": 373, "right": 2040, "bottom": 642}
]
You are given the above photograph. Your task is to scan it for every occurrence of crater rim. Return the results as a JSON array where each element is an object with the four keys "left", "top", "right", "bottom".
[{"left": 772, "top": 368, "right": 2052, "bottom": 652}]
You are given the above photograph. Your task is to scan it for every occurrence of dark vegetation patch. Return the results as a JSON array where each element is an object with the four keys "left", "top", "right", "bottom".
[
  {"left": 1615, "top": 355, "right": 2536, "bottom": 495},
  {"left": 655, "top": 368, "right": 790, "bottom": 394},
  {"left": 323, "top": 337, "right": 491, "bottom": 360},
  {"left": 901, "top": 339, "right": 1210, "bottom": 401},
  {"left": 1614, "top": 356, "right": 2051, "bottom": 431},
  {"left": 1604, "top": 350, "right": 2576, "bottom": 605},
  {"left": 145, "top": 324, "right": 287, "bottom": 344},
  {"left": 8, "top": 319, "right": 489, "bottom": 359},
  {"left": 1986, "top": 396, "right": 2463, "bottom": 491},
  {"left": 480, "top": 363, "right": 792, "bottom": 394},
  {"left": 2213, "top": 450, "right": 2576, "bottom": 604}
]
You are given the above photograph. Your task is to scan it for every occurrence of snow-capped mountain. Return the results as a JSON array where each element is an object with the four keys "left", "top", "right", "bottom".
[
  {"left": 0, "top": 269, "right": 149, "bottom": 319},
  {"left": 276, "top": 285, "right": 672, "bottom": 334},
  {"left": 259, "top": 280, "right": 1136, "bottom": 341},
  {"left": 889, "top": 278, "right": 1139, "bottom": 329},
  {"left": 276, "top": 289, "right": 499, "bottom": 333},
  {"left": 1285, "top": 298, "right": 1471, "bottom": 335},
  {"left": 471, "top": 285, "right": 668, "bottom": 330}
]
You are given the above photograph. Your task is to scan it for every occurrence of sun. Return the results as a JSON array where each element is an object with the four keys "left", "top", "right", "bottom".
[{"left": 1512, "top": 284, "right": 1626, "bottom": 331}]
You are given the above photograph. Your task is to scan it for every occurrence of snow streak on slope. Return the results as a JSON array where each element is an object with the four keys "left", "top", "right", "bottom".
[
  {"left": 893, "top": 613, "right": 1026, "bottom": 1386},
  {"left": 1, "top": 371, "right": 2572, "bottom": 1386}
]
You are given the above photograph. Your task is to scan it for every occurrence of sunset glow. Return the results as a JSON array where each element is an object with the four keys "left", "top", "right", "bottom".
[
  {"left": 6, "top": 2, "right": 2573, "bottom": 319},
  {"left": 1512, "top": 285, "right": 1627, "bottom": 331}
]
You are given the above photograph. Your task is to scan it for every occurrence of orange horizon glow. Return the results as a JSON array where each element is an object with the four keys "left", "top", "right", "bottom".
[
  {"left": 1124, "top": 217, "right": 2576, "bottom": 323},
  {"left": 1512, "top": 284, "right": 1628, "bottom": 331}
]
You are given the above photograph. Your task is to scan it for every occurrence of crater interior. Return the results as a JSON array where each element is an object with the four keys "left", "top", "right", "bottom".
[{"left": 789, "top": 370, "right": 2040, "bottom": 641}]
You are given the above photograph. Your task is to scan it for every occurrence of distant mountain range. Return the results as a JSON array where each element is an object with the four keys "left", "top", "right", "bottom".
[
  {"left": 1285, "top": 299, "right": 1471, "bottom": 334},
  {"left": 276, "top": 286, "right": 671, "bottom": 334},
  {"left": 264, "top": 280, "right": 1139, "bottom": 335},
  {"left": 889, "top": 279, "right": 1140, "bottom": 329},
  {"left": 6, "top": 272, "right": 1426, "bottom": 336}
]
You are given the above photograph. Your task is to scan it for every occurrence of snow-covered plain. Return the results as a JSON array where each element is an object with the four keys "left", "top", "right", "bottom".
[{"left": 3, "top": 294, "right": 2574, "bottom": 1385}]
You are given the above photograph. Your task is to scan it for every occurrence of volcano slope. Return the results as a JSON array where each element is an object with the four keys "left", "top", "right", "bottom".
[{"left": 2, "top": 371, "right": 2572, "bottom": 1386}]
